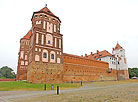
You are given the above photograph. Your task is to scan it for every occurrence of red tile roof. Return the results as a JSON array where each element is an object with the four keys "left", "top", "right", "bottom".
[
  {"left": 31, "top": 7, "right": 61, "bottom": 22},
  {"left": 113, "top": 43, "right": 123, "bottom": 50},
  {"left": 23, "top": 30, "right": 32, "bottom": 40},
  {"left": 39, "top": 7, "right": 55, "bottom": 16},
  {"left": 63, "top": 53, "right": 108, "bottom": 64},
  {"left": 86, "top": 50, "right": 115, "bottom": 60}
]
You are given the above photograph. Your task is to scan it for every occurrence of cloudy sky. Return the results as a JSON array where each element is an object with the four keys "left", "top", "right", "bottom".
[{"left": 0, "top": 0, "right": 138, "bottom": 73}]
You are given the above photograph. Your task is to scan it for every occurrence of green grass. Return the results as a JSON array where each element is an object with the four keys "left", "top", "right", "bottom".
[{"left": 0, "top": 81, "right": 81, "bottom": 91}]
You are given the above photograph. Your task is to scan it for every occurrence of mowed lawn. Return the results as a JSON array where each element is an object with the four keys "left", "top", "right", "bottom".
[{"left": 0, "top": 81, "right": 81, "bottom": 91}]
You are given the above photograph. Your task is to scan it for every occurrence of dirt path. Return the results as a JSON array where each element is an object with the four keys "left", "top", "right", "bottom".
[{"left": 1, "top": 82, "right": 138, "bottom": 102}]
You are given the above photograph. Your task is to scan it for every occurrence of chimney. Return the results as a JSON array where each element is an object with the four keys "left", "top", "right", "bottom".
[
  {"left": 81, "top": 55, "right": 83, "bottom": 57},
  {"left": 91, "top": 52, "right": 93, "bottom": 55},
  {"left": 85, "top": 54, "right": 87, "bottom": 57},
  {"left": 112, "top": 48, "right": 114, "bottom": 50},
  {"left": 97, "top": 50, "right": 99, "bottom": 54}
]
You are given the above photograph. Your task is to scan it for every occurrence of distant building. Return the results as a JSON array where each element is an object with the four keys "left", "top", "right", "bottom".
[
  {"left": 86, "top": 43, "right": 129, "bottom": 80},
  {"left": 16, "top": 5, "right": 129, "bottom": 83}
]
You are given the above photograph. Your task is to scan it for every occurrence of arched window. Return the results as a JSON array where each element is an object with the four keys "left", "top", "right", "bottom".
[
  {"left": 51, "top": 54, "right": 54, "bottom": 59},
  {"left": 43, "top": 53, "right": 47, "bottom": 58},
  {"left": 42, "top": 49, "right": 48, "bottom": 62}
]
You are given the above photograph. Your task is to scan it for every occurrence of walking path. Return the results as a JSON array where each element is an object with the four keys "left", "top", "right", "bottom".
[{"left": 1, "top": 82, "right": 138, "bottom": 102}]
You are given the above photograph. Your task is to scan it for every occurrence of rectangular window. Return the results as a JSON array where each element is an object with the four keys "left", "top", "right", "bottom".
[
  {"left": 41, "top": 35, "right": 44, "bottom": 45},
  {"left": 36, "top": 33, "right": 39, "bottom": 44},
  {"left": 48, "top": 40, "right": 50, "bottom": 44}
]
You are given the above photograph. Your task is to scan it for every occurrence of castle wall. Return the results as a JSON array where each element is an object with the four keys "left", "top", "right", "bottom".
[
  {"left": 62, "top": 53, "right": 117, "bottom": 82},
  {"left": 27, "top": 61, "right": 63, "bottom": 83},
  {"left": 118, "top": 70, "right": 129, "bottom": 80}
]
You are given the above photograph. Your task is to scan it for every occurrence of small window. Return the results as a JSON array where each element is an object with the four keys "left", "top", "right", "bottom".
[
  {"left": 48, "top": 40, "right": 50, "bottom": 44},
  {"left": 40, "top": 15, "right": 42, "bottom": 17},
  {"left": 53, "top": 19, "right": 55, "bottom": 21},
  {"left": 43, "top": 53, "right": 47, "bottom": 58},
  {"left": 117, "top": 55, "right": 119, "bottom": 57},
  {"left": 118, "top": 62, "right": 120, "bottom": 64},
  {"left": 45, "top": 15, "right": 47, "bottom": 18},
  {"left": 35, "top": 15, "right": 37, "bottom": 18},
  {"left": 51, "top": 54, "right": 54, "bottom": 59}
]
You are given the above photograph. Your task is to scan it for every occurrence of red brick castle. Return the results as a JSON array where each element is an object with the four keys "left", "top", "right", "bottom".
[{"left": 16, "top": 5, "right": 129, "bottom": 83}]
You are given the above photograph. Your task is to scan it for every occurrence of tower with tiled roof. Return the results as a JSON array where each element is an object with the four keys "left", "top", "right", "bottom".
[
  {"left": 27, "top": 5, "right": 63, "bottom": 83},
  {"left": 16, "top": 30, "right": 32, "bottom": 80},
  {"left": 112, "top": 43, "right": 129, "bottom": 80}
]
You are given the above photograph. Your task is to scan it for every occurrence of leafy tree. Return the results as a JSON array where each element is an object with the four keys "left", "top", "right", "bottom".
[
  {"left": 0, "top": 66, "right": 16, "bottom": 79},
  {"left": 128, "top": 68, "right": 138, "bottom": 78}
]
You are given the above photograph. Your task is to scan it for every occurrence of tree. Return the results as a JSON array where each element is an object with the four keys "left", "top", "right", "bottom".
[
  {"left": 128, "top": 68, "right": 138, "bottom": 78},
  {"left": 0, "top": 66, "right": 16, "bottom": 79}
]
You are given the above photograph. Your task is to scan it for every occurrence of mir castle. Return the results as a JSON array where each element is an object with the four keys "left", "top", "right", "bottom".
[{"left": 16, "top": 5, "right": 129, "bottom": 83}]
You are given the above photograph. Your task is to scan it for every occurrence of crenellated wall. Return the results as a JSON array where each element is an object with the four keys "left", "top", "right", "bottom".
[{"left": 62, "top": 53, "right": 117, "bottom": 82}]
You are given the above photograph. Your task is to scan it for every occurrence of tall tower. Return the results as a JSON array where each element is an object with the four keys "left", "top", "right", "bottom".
[
  {"left": 16, "top": 30, "right": 32, "bottom": 80},
  {"left": 27, "top": 5, "right": 63, "bottom": 83},
  {"left": 112, "top": 43, "right": 129, "bottom": 79}
]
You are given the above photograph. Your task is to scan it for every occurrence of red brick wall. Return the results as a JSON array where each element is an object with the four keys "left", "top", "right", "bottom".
[{"left": 62, "top": 53, "right": 117, "bottom": 82}]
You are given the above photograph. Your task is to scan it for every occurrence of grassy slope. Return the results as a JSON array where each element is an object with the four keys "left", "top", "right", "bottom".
[{"left": 0, "top": 81, "right": 81, "bottom": 91}]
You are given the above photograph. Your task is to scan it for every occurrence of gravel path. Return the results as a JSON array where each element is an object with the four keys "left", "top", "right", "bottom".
[{"left": 1, "top": 82, "right": 138, "bottom": 102}]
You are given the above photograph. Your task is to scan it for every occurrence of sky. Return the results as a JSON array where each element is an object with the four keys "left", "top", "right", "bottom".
[{"left": 0, "top": 0, "right": 138, "bottom": 73}]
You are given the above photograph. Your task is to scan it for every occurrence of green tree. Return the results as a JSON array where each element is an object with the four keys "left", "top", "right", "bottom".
[
  {"left": 128, "top": 68, "right": 138, "bottom": 78},
  {"left": 0, "top": 66, "right": 16, "bottom": 79}
]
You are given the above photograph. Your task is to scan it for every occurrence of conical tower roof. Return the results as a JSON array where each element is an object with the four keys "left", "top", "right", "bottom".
[{"left": 113, "top": 43, "right": 123, "bottom": 50}]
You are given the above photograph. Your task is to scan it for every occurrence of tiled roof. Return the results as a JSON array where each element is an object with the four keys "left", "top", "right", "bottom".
[
  {"left": 23, "top": 30, "right": 32, "bottom": 40},
  {"left": 113, "top": 43, "right": 123, "bottom": 50},
  {"left": 87, "top": 50, "right": 115, "bottom": 60},
  {"left": 31, "top": 7, "right": 61, "bottom": 22},
  {"left": 39, "top": 7, "right": 55, "bottom": 16},
  {"left": 63, "top": 53, "right": 108, "bottom": 64}
]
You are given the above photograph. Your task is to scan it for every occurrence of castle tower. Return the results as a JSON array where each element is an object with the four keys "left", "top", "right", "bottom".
[
  {"left": 27, "top": 5, "right": 63, "bottom": 83},
  {"left": 112, "top": 43, "right": 129, "bottom": 80},
  {"left": 16, "top": 30, "right": 32, "bottom": 80}
]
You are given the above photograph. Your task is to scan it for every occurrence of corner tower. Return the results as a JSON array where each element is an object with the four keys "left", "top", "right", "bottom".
[
  {"left": 16, "top": 30, "right": 32, "bottom": 80},
  {"left": 112, "top": 43, "right": 129, "bottom": 80},
  {"left": 27, "top": 5, "right": 63, "bottom": 83}
]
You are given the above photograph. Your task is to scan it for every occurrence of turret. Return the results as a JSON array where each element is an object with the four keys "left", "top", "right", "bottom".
[{"left": 112, "top": 43, "right": 129, "bottom": 79}]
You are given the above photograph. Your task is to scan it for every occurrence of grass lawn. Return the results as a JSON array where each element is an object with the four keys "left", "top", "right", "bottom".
[{"left": 0, "top": 81, "right": 81, "bottom": 91}]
